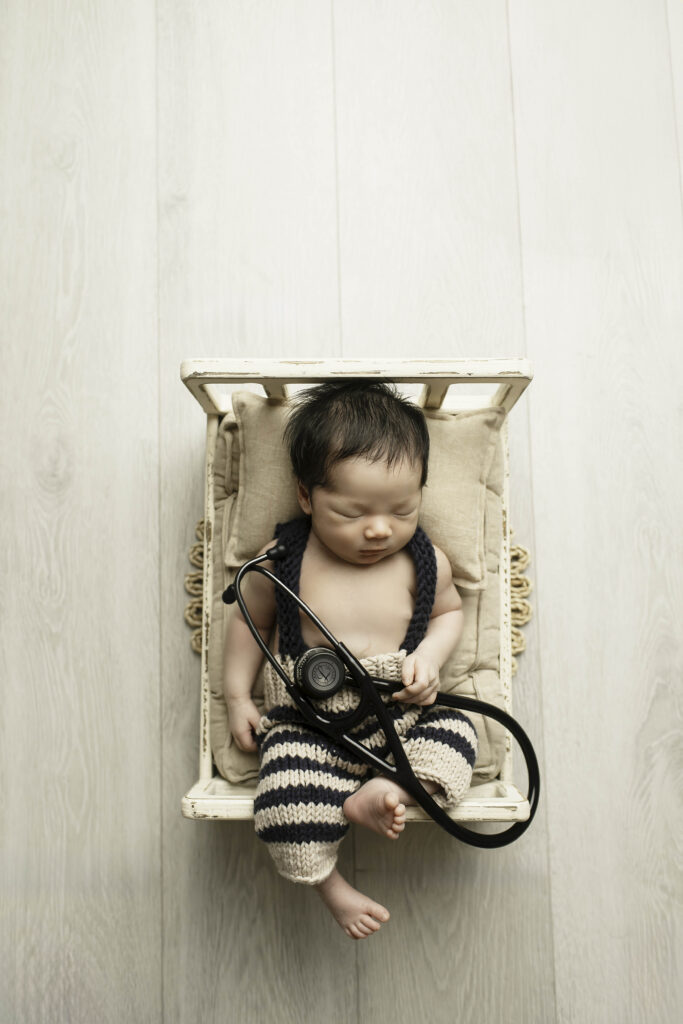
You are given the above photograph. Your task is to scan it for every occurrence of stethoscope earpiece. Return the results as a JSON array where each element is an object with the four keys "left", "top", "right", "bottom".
[
  {"left": 265, "top": 543, "right": 288, "bottom": 562},
  {"left": 223, "top": 542, "right": 289, "bottom": 604}
]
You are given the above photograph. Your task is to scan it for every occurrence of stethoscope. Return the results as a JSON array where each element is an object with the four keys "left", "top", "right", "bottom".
[{"left": 223, "top": 544, "right": 540, "bottom": 849}]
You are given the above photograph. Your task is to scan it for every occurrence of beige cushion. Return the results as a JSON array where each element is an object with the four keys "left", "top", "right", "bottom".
[
  {"left": 225, "top": 390, "right": 505, "bottom": 590},
  {"left": 208, "top": 400, "right": 508, "bottom": 786}
]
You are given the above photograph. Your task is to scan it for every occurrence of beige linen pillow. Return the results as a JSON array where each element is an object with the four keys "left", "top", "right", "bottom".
[
  {"left": 419, "top": 406, "right": 505, "bottom": 589},
  {"left": 224, "top": 390, "right": 505, "bottom": 590}
]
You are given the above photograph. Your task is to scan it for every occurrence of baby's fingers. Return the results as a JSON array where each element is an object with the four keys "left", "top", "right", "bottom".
[
  {"left": 234, "top": 728, "right": 257, "bottom": 752},
  {"left": 234, "top": 713, "right": 261, "bottom": 752},
  {"left": 392, "top": 678, "right": 435, "bottom": 704},
  {"left": 400, "top": 654, "right": 417, "bottom": 689},
  {"left": 413, "top": 686, "right": 438, "bottom": 706},
  {"left": 391, "top": 685, "right": 411, "bottom": 702}
]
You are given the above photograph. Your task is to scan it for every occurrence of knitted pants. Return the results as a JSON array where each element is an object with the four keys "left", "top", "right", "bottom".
[{"left": 254, "top": 652, "right": 478, "bottom": 886}]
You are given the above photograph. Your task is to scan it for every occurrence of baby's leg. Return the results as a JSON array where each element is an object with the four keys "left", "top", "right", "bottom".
[
  {"left": 254, "top": 720, "right": 363, "bottom": 884},
  {"left": 255, "top": 720, "right": 390, "bottom": 938},
  {"left": 400, "top": 704, "right": 478, "bottom": 807},
  {"left": 341, "top": 705, "right": 448, "bottom": 833}
]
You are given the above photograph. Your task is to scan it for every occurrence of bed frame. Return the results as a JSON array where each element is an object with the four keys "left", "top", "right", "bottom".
[{"left": 179, "top": 358, "right": 533, "bottom": 824}]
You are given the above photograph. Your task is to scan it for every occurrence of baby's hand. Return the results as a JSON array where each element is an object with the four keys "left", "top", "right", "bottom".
[
  {"left": 392, "top": 653, "right": 439, "bottom": 706},
  {"left": 227, "top": 696, "right": 262, "bottom": 752}
]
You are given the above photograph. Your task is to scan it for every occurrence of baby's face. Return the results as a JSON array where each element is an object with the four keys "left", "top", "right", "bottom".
[{"left": 297, "top": 455, "right": 422, "bottom": 566}]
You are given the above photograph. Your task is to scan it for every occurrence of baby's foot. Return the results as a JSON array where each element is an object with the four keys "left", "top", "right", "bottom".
[
  {"left": 343, "top": 777, "right": 407, "bottom": 839},
  {"left": 315, "top": 868, "right": 390, "bottom": 940}
]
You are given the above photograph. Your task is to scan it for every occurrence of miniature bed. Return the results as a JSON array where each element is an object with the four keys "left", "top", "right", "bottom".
[{"left": 180, "top": 358, "right": 533, "bottom": 826}]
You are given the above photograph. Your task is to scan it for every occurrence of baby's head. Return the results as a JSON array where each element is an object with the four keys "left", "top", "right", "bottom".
[{"left": 283, "top": 380, "right": 429, "bottom": 565}]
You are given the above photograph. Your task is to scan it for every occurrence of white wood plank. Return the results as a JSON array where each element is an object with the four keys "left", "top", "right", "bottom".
[
  {"left": 157, "top": 0, "right": 341, "bottom": 360},
  {"left": 0, "top": 2, "right": 161, "bottom": 1021},
  {"left": 334, "top": 0, "right": 527, "bottom": 356},
  {"left": 158, "top": 3, "right": 354, "bottom": 1021},
  {"left": 668, "top": 1, "right": 683, "bottom": 207},
  {"left": 511, "top": 2, "right": 683, "bottom": 1022},
  {"left": 334, "top": 4, "right": 555, "bottom": 1021}
]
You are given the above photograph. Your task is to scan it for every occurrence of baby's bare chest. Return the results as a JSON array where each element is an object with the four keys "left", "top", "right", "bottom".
[{"left": 297, "top": 549, "right": 416, "bottom": 658}]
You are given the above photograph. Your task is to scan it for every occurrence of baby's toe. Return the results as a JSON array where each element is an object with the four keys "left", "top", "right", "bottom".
[
  {"left": 389, "top": 803, "right": 406, "bottom": 837},
  {"left": 384, "top": 790, "right": 399, "bottom": 812},
  {"left": 360, "top": 914, "right": 381, "bottom": 933},
  {"left": 369, "top": 903, "right": 390, "bottom": 923}
]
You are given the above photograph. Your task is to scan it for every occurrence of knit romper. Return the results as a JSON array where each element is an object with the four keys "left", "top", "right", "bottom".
[{"left": 253, "top": 517, "right": 478, "bottom": 886}]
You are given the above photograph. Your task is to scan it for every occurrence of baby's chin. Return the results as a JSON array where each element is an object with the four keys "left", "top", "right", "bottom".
[
  {"left": 325, "top": 546, "right": 388, "bottom": 566},
  {"left": 355, "top": 547, "right": 392, "bottom": 564}
]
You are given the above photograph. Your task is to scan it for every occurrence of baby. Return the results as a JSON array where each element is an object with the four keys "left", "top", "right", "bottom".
[{"left": 223, "top": 380, "right": 478, "bottom": 939}]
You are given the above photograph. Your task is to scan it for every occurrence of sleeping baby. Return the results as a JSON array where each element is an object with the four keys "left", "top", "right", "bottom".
[{"left": 222, "top": 380, "right": 478, "bottom": 939}]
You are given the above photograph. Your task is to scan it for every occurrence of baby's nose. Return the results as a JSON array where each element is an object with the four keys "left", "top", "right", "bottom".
[{"left": 364, "top": 516, "right": 392, "bottom": 539}]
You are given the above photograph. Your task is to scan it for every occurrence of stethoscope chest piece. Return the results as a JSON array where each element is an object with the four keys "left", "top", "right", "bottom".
[{"left": 295, "top": 647, "right": 346, "bottom": 699}]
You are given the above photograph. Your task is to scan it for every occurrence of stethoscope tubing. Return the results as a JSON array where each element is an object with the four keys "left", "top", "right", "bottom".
[{"left": 226, "top": 547, "right": 540, "bottom": 849}]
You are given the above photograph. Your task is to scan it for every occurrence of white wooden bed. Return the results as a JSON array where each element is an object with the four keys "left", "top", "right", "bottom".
[{"left": 179, "top": 358, "right": 533, "bottom": 826}]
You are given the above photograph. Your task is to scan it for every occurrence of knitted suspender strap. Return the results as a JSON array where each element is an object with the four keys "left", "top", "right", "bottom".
[
  {"left": 272, "top": 518, "right": 437, "bottom": 658},
  {"left": 273, "top": 517, "right": 311, "bottom": 658},
  {"left": 401, "top": 526, "right": 438, "bottom": 654}
]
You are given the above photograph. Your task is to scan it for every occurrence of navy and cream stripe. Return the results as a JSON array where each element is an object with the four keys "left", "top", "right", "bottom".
[
  {"left": 253, "top": 518, "right": 478, "bottom": 886},
  {"left": 254, "top": 651, "right": 478, "bottom": 885}
]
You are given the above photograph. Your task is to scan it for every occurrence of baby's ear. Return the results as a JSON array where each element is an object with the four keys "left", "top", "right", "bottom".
[{"left": 297, "top": 480, "right": 313, "bottom": 515}]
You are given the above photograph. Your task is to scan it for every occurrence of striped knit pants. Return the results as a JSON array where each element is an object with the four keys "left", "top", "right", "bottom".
[{"left": 254, "top": 697, "right": 478, "bottom": 886}]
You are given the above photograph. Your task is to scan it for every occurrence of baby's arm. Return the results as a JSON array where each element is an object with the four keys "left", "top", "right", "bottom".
[
  {"left": 393, "top": 545, "right": 463, "bottom": 706},
  {"left": 222, "top": 540, "right": 277, "bottom": 752}
]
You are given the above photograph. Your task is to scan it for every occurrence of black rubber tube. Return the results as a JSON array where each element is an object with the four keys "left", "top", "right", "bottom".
[{"left": 224, "top": 550, "right": 540, "bottom": 848}]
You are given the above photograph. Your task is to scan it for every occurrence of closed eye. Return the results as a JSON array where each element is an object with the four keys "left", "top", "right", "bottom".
[{"left": 333, "top": 508, "right": 415, "bottom": 519}]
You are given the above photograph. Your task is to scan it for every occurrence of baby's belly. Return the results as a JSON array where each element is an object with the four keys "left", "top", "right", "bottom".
[{"left": 298, "top": 586, "right": 414, "bottom": 658}]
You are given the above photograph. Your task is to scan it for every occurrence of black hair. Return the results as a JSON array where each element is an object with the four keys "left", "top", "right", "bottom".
[{"left": 283, "top": 379, "right": 429, "bottom": 493}]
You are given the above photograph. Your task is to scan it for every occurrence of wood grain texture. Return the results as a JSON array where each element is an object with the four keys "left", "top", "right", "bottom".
[
  {"left": 668, "top": 0, "right": 683, "bottom": 210},
  {"left": 4, "top": 1, "right": 682, "bottom": 1022},
  {"left": 157, "top": 2, "right": 352, "bottom": 1022},
  {"left": 0, "top": 2, "right": 161, "bottom": 1022},
  {"left": 333, "top": 0, "right": 527, "bottom": 354},
  {"left": 334, "top": 4, "right": 555, "bottom": 1022},
  {"left": 510, "top": 2, "right": 683, "bottom": 1021}
]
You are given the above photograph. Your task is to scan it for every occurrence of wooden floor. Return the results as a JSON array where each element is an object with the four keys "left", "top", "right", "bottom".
[{"left": 2, "top": 2, "right": 682, "bottom": 1022}]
